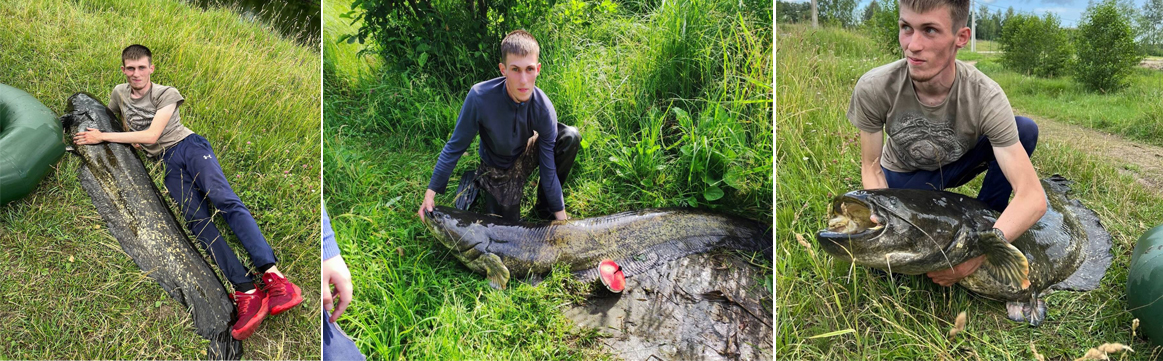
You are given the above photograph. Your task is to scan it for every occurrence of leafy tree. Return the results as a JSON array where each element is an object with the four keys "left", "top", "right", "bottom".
[
  {"left": 1140, "top": 0, "right": 1163, "bottom": 55},
  {"left": 1075, "top": 0, "right": 1143, "bottom": 92},
  {"left": 819, "top": 0, "right": 858, "bottom": 27},
  {"left": 861, "top": 0, "right": 880, "bottom": 24},
  {"left": 866, "top": 0, "right": 900, "bottom": 55},
  {"left": 777, "top": 1, "right": 813, "bottom": 23},
  {"left": 998, "top": 13, "right": 1072, "bottom": 77},
  {"left": 342, "top": 0, "right": 552, "bottom": 91}
]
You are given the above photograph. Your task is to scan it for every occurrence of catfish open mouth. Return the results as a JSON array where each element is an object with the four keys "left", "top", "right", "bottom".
[{"left": 818, "top": 194, "right": 884, "bottom": 239}]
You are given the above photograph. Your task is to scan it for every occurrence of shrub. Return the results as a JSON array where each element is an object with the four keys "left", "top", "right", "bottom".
[
  {"left": 343, "top": 0, "right": 552, "bottom": 92},
  {"left": 866, "top": 0, "right": 900, "bottom": 56},
  {"left": 1074, "top": 0, "right": 1142, "bottom": 92},
  {"left": 998, "top": 13, "right": 1072, "bottom": 77}
]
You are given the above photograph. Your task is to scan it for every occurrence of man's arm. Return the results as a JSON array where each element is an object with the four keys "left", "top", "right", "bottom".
[
  {"left": 419, "top": 94, "right": 478, "bottom": 221},
  {"left": 72, "top": 104, "right": 174, "bottom": 145},
  {"left": 859, "top": 130, "right": 888, "bottom": 189},
  {"left": 990, "top": 143, "right": 1046, "bottom": 240},
  {"left": 927, "top": 143, "right": 1046, "bottom": 286}
]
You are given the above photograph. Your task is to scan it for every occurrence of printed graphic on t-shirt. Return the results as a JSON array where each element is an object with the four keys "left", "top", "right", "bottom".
[
  {"left": 887, "top": 112, "right": 967, "bottom": 170},
  {"left": 123, "top": 101, "right": 156, "bottom": 131}
]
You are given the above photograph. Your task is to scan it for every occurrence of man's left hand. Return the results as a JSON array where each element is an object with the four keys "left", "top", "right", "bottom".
[
  {"left": 554, "top": 210, "right": 568, "bottom": 220},
  {"left": 73, "top": 128, "right": 104, "bottom": 145},
  {"left": 926, "top": 255, "right": 984, "bottom": 286}
]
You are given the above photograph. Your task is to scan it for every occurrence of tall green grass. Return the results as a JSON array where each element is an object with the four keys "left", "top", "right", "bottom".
[
  {"left": 776, "top": 24, "right": 1163, "bottom": 359},
  {"left": 324, "top": 0, "right": 772, "bottom": 358},
  {"left": 0, "top": 0, "right": 320, "bottom": 358},
  {"left": 971, "top": 57, "right": 1163, "bottom": 146}
]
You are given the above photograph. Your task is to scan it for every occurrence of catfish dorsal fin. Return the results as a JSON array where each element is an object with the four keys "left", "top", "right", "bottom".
[{"left": 980, "top": 229, "right": 1031, "bottom": 291}]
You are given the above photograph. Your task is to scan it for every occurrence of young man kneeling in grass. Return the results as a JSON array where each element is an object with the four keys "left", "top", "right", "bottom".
[
  {"left": 73, "top": 44, "right": 303, "bottom": 340},
  {"left": 848, "top": 0, "right": 1046, "bottom": 286}
]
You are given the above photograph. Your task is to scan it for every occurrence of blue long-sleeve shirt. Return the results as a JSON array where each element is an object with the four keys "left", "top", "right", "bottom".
[
  {"left": 322, "top": 207, "right": 340, "bottom": 261},
  {"left": 426, "top": 77, "right": 564, "bottom": 212}
]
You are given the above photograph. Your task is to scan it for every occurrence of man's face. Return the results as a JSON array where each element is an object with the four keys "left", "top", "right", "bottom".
[
  {"left": 498, "top": 52, "right": 541, "bottom": 103},
  {"left": 898, "top": 4, "right": 968, "bottom": 83},
  {"left": 121, "top": 57, "right": 154, "bottom": 91}
]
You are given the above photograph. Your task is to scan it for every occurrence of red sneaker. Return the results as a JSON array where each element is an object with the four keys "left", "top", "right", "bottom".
[
  {"left": 262, "top": 272, "right": 303, "bottom": 315},
  {"left": 598, "top": 259, "right": 625, "bottom": 293},
  {"left": 230, "top": 289, "right": 269, "bottom": 340}
]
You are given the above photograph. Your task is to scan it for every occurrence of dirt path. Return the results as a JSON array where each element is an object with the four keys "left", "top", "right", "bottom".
[{"left": 1030, "top": 113, "right": 1163, "bottom": 195}]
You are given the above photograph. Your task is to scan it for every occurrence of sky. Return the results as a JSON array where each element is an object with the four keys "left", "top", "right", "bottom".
[{"left": 784, "top": 0, "right": 1151, "bottom": 27}]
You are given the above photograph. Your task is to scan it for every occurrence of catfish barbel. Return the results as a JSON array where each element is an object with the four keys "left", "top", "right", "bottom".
[
  {"left": 816, "top": 175, "right": 1113, "bottom": 326},
  {"left": 61, "top": 92, "right": 241, "bottom": 359},
  {"left": 424, "top": 206, "right": 772, "bottom": 289}
]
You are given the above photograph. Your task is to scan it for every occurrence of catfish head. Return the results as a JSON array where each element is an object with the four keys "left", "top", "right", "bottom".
[
  {"left": 816, "top": 189, "right": 999, "bottom": 275},
  {"left": 423, "top": 206, "right": 495, "bottom": 264}
]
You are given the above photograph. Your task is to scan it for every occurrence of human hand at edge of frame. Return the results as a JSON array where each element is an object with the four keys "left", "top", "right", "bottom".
[
  {"left": 322, "top": 254, "right": 353, "bottom": 323},
  {"left": 554, "top": 210, "right": 569, "bottom": 220},
  {"left": 418, "top": 189, "right": 437, "bottom": 222},
  {"left": 525, "top": 130, "right": 539, "bottom": 153}
]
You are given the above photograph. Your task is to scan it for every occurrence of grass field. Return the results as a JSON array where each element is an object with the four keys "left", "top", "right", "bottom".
[
  {"left": 0, "top": 0, "right": 321, "bottom": 358},
  {"left": 323, "top": 0, "right": 772, "bottom": 359},
  {"left": 776, "top": 24, "right": 1163, "bottom": 360},
  {"left": 971, "top": 58, "right": 1163, "bottom": 147}
]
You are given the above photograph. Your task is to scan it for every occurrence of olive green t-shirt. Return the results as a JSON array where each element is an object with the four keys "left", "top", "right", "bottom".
[
  {"left": 847, "top": 59, "right": 1018, "bottom": 173},
  {"left": 109, "top": 83, "right": 194, "bottom": 157}
]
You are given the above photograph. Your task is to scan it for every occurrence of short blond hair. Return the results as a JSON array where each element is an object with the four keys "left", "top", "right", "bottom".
[
  {"left": 500, "top": 30, "right": 540, "bottom": 63},
  {"left": 900, "top": 0, "right": 970, "bottom": 30}
]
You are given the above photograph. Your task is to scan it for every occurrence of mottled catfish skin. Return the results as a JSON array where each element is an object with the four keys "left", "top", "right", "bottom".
[
  {"left": 61, "top": 93, "right": 241, "bottom": 360},
  {"left": 424, "top": 206, "right": 772, "bottom": 289},
  {"left": 817, "top": 176, "right": 1112, "bottom": 326}
]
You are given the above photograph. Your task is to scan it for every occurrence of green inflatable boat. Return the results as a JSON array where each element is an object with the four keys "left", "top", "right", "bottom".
[
  {"left": 1, "top": 84, "right": 65, "bottom": 205},
  {"left": 1128, "top": 225, "right": 1163, "bottom": 347}
]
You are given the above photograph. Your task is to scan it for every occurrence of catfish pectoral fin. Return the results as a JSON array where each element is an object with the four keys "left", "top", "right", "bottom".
[
  {"left": 980, "top": 229, "right": 1032, "bottom": 291},
  {"left": 473, "top": 253, "right": 510, "bottom": 289}
]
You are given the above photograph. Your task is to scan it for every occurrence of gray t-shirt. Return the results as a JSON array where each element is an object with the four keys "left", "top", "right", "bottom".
[
  {"left": 847, "top": 59, "right": 1018, "bottom": 172},
  {"left": 109, "top": 83, "right": 194, "bottom": 157}
]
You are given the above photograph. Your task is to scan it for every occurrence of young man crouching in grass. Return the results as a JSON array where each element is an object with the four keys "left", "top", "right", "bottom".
[{"left": 72, "top": 44, "right": 303, "bottom": 340}]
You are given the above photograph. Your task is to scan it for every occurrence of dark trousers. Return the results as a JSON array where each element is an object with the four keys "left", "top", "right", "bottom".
[
  {"left": 476, "top": 123, "right": 580, "bottom": 221},
  {"left": 160, "top": 134, "right": 277, "bottom": 287},
  {"left": 322, "top": 309, "right": 366, "bottom": 361},
  {"left": 883, "top": 116, "right": 1039, "bottom": 212}
]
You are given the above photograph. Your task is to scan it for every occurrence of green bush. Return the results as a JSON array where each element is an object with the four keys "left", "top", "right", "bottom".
[
  {"left": 865, "top": 0, "right": 900, "bottom": 56},
  {"left": 998, "top": 13, "right": 1072, "bottom": 77},
  {"left": 1075, "top": 0, "right": 1142, "bottom": 92},
  {"left": 342, "top": 0, "right": 552, "bottom": 91}
]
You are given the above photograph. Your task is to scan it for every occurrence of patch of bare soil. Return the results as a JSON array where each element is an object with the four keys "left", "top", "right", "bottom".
[
  {"left": 1140, "top": 57, "right": 1163, "bottom": 71},
  {"left": 1033, "top": 114, "right": 1163, "bottom": 194}
]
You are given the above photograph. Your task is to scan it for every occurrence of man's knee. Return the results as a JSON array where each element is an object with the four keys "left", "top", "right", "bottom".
[
  {"left": 1015, "top": 116, "right": 1038, "bottom": 155},
  {"left": 558, "top": 125, "right": 580, "bottom": 147}
]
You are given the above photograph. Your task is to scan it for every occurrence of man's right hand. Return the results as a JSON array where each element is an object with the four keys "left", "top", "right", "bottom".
[{"left": 418, "top": 189, "right": 437, "bottom": 221}]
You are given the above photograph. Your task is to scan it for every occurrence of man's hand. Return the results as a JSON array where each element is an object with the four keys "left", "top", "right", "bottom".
[
  {"left": 322, "top": 255, "right": 353, "bottom": 323},
  {"left": 927, "top": 255, "right": 984, "bottom": 286},
  {"left": 73, "top": 128, "right": 105, "bottom": 145},
  {"left": 417, "top": 189, "right": 437, "bottom": 221},
  {"left": 553, "top": 210, "right": 568, "bottom": 220},
  {"left": 525, "top": 130, "right": 540, "bottom": 153}
]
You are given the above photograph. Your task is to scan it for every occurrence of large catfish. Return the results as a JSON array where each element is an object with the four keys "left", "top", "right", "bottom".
[
  {"left": 423, "top": 206, "right": 772, "bottom": 289},
  {"left": 816, "top": 175, "right": 1112, "bottom": 326},
  {"left": 61, "top": 92, "right": 241, "bottom": 359}
]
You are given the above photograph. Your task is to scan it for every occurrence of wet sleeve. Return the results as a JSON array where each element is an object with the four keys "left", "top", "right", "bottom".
[
  {"left": 427, "top": 92, "right": 479, "bottom": 194},
  {"left": 978, "top": 84, "right": 1018, "bottom": 147},
  {"left": 155, "top": 87, "right": 185, "bottom": 110},
  {"left": 847, "top": 75, "right": 889, "bottom": 133},
  {"left": 536, "top": 101, "right": 564, "bottom": 212},
  {"left": 322, "top": 206, "right": 340, "bottom": 261}
]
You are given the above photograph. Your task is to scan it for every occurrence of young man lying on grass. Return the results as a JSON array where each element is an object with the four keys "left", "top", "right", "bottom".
[
  {"left": 848, "top": 0, "right": 1047, "bottom": 286},
  {"left": 72, "top": 44, "right": 303, "bottom": 340}
]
